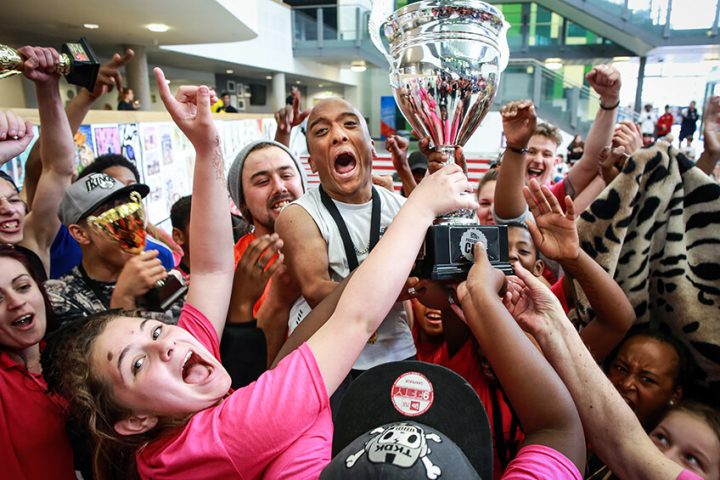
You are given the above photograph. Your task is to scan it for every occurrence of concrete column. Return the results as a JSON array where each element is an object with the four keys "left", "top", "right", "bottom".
[
  {"left": 124, "top": 44, "right": 151, "bottom": 111},
  {"left": 271, "top": 72, "right": 286, "bottom": 111},
  {"left": 634, "top": 56, "right": 647, "bottom": 113}
]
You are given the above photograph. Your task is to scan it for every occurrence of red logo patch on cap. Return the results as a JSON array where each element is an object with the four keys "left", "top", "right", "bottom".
[{"left": 391, "top": 371, "right": 434, "bottom": 417}]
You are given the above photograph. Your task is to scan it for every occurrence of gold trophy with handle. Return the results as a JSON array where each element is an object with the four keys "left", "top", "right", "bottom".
[{"left": 0, "top": 37, "right": 99, "bottom": 90}]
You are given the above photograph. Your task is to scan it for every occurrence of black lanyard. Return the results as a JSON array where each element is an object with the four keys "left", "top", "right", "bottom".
[{"left": 318, "top": 186, "right": 381, "bottom": 271}]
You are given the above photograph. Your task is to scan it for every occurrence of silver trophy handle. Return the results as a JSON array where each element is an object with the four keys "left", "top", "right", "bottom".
[{"left": 369, "top": 0, "right": 394, "bottom": 65}]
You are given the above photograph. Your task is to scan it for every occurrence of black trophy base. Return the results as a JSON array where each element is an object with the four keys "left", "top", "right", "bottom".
[{"left": 412, "top": 224, "right": 514, "bottom": 282}]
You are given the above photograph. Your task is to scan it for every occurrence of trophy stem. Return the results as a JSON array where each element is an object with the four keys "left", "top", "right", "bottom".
[{"left": 432, "top": 144, "right": 476, "bottom": 225}]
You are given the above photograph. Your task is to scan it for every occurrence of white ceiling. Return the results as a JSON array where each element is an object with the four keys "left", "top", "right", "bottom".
[
  {"left": 0, "top": 0, "right": 257, "bottom": 48},
  {"left": 0, "top": 0, "right": 344, "bottom": 89}
]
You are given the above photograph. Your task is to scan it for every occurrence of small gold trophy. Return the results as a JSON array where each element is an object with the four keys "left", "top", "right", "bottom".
[
  {"left": 86, "top": 192, "right": 148, "bottom": 254},
  {"left": 0, "top": 37, "right": 100, "bottom": 90}
]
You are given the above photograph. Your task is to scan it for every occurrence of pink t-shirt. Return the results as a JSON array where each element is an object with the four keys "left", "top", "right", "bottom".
[
  {"left": 502, "top": 444, "right": 581, "bottom": 479},
  {"left": 136, "top": 304, "right": 333, "bottom": 480}
]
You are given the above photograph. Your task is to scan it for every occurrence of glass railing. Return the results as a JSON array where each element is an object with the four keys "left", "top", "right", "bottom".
[
  {"left": 583, "top": 0, "right": 719, "bottom": 36},
  {"left": 496, "top": 59, "right": 637, "bottom": 135},
  {"left": 292, "top": 4, "right": 371, "bottom": 45}
]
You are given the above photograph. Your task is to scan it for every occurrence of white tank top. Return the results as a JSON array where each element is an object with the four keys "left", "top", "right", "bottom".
[{"left": 288, "top": 186, "right": 416, "bottom": 370}]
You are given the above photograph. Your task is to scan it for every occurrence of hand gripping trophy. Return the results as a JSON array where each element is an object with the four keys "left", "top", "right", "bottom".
[
  {"left": 371, "top": 0, "right": 514, "bottom": 281},
  {"left": 0, "top": 38, "right": 99, "bottom": 89}
]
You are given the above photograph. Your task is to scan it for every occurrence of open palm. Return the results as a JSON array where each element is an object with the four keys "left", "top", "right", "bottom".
[{"left": 523, "top": 178, "right": 579, "bottom": 261}]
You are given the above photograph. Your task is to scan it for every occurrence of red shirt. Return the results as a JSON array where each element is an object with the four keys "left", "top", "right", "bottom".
[
  {"left": 657, "top": 112, "right": 674, "bottom": 136},
  {"left": 233, "top": 232, "right": 275, "bottom": 317},
  {"left": 0, "top": 350, "right": 75, "bottom": 480},
  {"left": 551, "top": 277, "right": 570, "bottom": 313},
  {"left": 413, "top": 333, "right": 525, "bottom": 480}
]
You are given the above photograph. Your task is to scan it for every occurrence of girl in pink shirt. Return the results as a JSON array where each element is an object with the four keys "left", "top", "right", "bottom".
[{"left": 44, "top": 68, "right": 478, "bottom": 480}]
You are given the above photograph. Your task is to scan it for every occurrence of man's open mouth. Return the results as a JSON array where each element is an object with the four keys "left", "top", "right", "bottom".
[{"left": 334, "top": 151, "right": 357, "bottom": 175}]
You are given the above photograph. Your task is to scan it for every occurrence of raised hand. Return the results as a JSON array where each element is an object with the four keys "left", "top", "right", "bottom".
[
  {"left": 0, "top": 111, "right": 34, "bottom": 164},
  {"left": 386, "top": 134, "right": 409, "bottom": 170},
  {"left": 406, "top": 163, "right": 477, "bottom": 219},
  {"left": 456, "top": 242, "right": 506, "bottom": 307},
  {"left": 702, "top": 96, "right": 720, "bottom": 159},
  {"left": 274, "top": 89, "right": 311, "bottom": 134},
  {"left": 586, "top": 64, "right": 621, "bottom": 106},
  {"left": 500, "top": 100, "right": 537, "bottom": 150},
  {"left": 612, "top": 120, "right": 642, "bottom": 153},
  {"left": 154, "top": 67, "right": 218, "bottom": 152},
  {"left": 502, "top": 262, "right": 567, "bottom": 341},
  {"left": 523, "top": 178, "right": 579, "bottom": 262},
  {"left": 229, "top": 234, "right": 284, "bottom": 322},
  {"left": 88, "top": 49, "right": 134, "bottom": 100},
  {"left": 598, "top": 145, "right": 628, "bottom": 185},
  {"left": 17, "top": 46, "right": 61, "bottom": 85}
]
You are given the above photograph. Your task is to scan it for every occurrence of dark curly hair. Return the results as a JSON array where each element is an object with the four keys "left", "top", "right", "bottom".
[{"left": 79, "top": 154, "right": 141, "bottom": 184}]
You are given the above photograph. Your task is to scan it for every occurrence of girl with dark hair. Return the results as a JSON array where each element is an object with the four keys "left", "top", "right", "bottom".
[
  {"left": 603, "top": 324, "right": 697, "bottom": 430},
  {"left": 0, "top": 245, "right": 74, "bottom": 479}
]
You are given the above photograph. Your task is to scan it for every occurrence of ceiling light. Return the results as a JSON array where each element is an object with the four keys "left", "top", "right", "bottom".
[
  {"left": 83, "top": 23, "right": 99, "bottom": 30},
  {"left": 226, "top": 69, "right": 234, "bottom": 74},
  {"left": 146, "top": 23, "right": 170, "bottom": 33},
  {"left": 318, "top": 84, "right": 324, "bottom": 87},
  {"left": 544, "top": 58, "right": 563, "bottom": 70},
  {"left": 265, "top": 75, "right": 272, "bottom": 80},
  {"left": 613, "top": 56, "right": 630, "bottom": 62},
  {"left": 295, "top": 80, "right": 301, "bottom": 84},
  {"left": 351, "top": 60, "right": 367, "bottom": 72}
]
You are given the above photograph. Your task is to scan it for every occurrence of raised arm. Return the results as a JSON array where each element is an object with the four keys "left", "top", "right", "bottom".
[
  {"left": 0, "top": 111, "right": 34, "bottom": 165},
  {"left": 696, "top": 96, "right": 720, "bottom": 176},
  {"left": 19, "top": 47, "right": 76, "bottom": 269},
  {"left": 511, "top": 265, "right": 684, "bottom": 480},
  {"left": 386, "top": 135, "right": 417, "bottom": 195},
  {"left": 22, "top": 49, "right": 134, "bottom": 205},
  {"left": 155, "top": 68, "right": 233, "bottom": 338},
  {"left": 274, "top": 89, "right": 311, "bottom": 148},
  {"left": 523, "top": 178, "right": 634, "bottom": 360},
  {"left": 307, "top": 164, "right": 477, "bottom": 395},
  {"left": 565, "top": 65, "right": 621, "bottom": 196},
  {"left": 274, "top": 204, "right": 338, "bottom": 307},
  {"left": 458, "top": 245, "right": 586, "bottom": 472},
  {"left": 493, "top": 100, "right": 537, "bottom": 220}
]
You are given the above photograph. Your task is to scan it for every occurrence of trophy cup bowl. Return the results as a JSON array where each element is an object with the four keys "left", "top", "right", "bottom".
[
  {"left": 86, "top": 192, "right": 148, "bottom": 255},
  {"left": 0, "top": 38, "right": 100, "bottom": 90},
  {"left": 371, "top": 0, "right": 513, "bottom": 280}
]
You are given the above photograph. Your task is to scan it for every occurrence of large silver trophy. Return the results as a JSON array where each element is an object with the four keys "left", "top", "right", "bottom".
[{"left": 371, "top": 0, "right": 513, "bottom": 280}]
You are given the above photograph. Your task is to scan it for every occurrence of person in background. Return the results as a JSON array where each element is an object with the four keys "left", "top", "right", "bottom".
[
  {"left": 640, "top": 103, "right": 658, "bottom": 145},
  {"left": 681, "top": 135, "right": 697, "bottom": 160},
  {"left": 657, "top": 104, "right": 674, "bottom": 138},
  {"left": 567, "top": 134, "right": 584, "bottom": 164},
  {"left": 679, "top": 101, "right": 699, "bottom": 148},
  {"left": 117, "top": 87, "right": 136, "bottom": 111},
  {"left": 218, "top": 92, "right": 238, "bottom": 113}
]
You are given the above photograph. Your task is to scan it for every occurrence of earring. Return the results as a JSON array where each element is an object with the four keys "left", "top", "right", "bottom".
[{"left": 668, "top": 400, "right": 675, "bottom": 407}]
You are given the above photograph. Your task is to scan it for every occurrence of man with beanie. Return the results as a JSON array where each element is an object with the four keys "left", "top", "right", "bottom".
[{"left": 227, "top": 140, "right": 306, "bottom": 313}]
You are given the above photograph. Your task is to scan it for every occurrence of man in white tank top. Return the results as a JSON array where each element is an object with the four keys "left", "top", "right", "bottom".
[{"left": 276, "top": 98, "right": 417, "bottom": 374}]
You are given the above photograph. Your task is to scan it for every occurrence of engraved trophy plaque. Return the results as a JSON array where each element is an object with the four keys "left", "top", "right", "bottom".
[
  {"left": 0, "top": 38, "right": 100, "bottom": 90},
  {"left": 371, "top": 0, "right": 514, "bottom": 280}
]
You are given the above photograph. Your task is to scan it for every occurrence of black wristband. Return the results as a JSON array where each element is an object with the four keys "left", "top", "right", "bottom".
[
  {"left": 506, "top": 144, "right": 528, "bottom": 155},
  {"left": 600, "top": 99, "right": 620, "bottom": 110}
]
